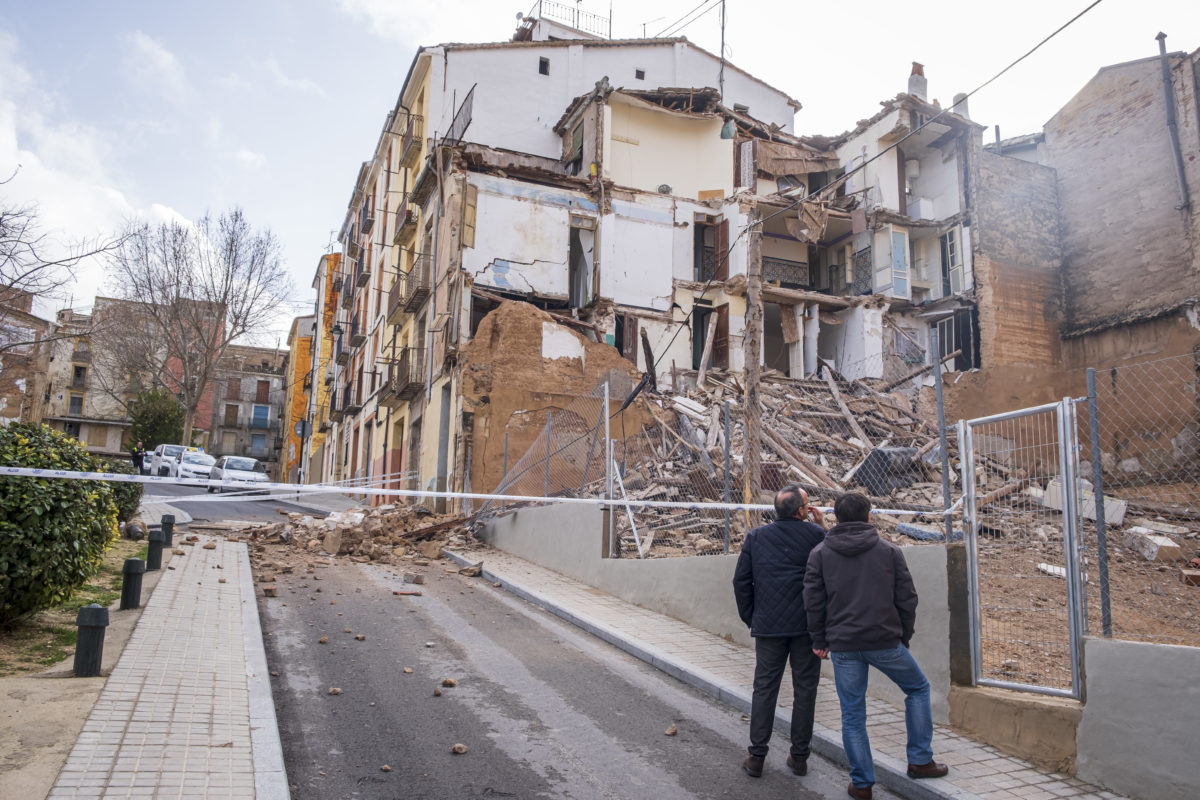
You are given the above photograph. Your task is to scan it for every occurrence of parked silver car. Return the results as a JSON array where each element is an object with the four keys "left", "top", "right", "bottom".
[
  {"left": 208, "top": 456, "right": 270, "bottom": 493},
  {"left": 171, "top": 451, "right": 216, "bottom": 480}
]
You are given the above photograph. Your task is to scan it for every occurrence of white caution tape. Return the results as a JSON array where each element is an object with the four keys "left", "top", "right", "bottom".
[{"left": 0, "top": 465, "right": 948, "bottom": 517}]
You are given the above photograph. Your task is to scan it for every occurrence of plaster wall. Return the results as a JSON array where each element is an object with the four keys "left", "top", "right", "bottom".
[
  {"left": 837, "top": 110, "right": 902, "bottom": 212},
  {"left": 1075, "top": 637, "right": 1200, "bottom": 799},
  {"left": 606, "top": 98, "right": 732, "bottom": 199},
  {"left": 480, "top": 502, "right": 951, "bottom": 722},
  {"left": 604, "top": 197, "right": 675, "bottom": 309},
  {"left": 912, "top": 148, "right": 961, "bottom": 220}
]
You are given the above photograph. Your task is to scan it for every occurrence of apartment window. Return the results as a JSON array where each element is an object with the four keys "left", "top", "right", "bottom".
[
  {"left": 635, "top": 68, "right": 645, "bottom": 80},
  {"left": 935, "top": 309, "right": 980, "bottom": 372},
  {"left": 566, "top": 123, "right": 584, "bottom": 175},
  {"left": 251, "top": 404, "right": 270, "bottom": 429},
  {"left": 693, "top": 214, "right": 729, "bottom": 282},
  {"left": 568, "top": 214, "right": 596, "bottom": 309},
  {"left": 615, "top": 314, "right": 638, "bottom": 365},
  {"left": 224, "top": 404, "right": 239, "bottom": 427},
  {"left": 940, "top": 227, "right": 964, "bottom": 296},
  {"left": 71, "top": 365, "right": 87, "bottom": 389},
  {"left": 227, "top": 378, "right": 240, "bottom": 401},
  {"left": 872, "top": 226, "right": 910, "bottom": 299},
  {"left": 256, "top": 379, "right": 270, "bottom": 403},
  {"left": 65, "top": 422, "right": 81, "bottom": 439},
  {"left": 68, "top": 393, "right": 84, "bottom": 416},
  {"left": 250, "top": 433, "right": 267, "bottom": 458},
  {"left": 692, "top": 301, "right": 729, "bottom": 370},
  {"left": 538, "top": 57, "right": 550, "bottom": 76}
]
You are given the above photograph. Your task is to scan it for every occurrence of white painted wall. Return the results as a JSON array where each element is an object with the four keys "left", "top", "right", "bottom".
[
  {"left": 915, "top": 148, "right": 961, "bottom": 220},
  {"left": 606, "top": 96, "right": 732, "bottom": 199},
  {"left": 837, "top": 109, "right": 903, "bottom": 213},
  {"left": 435, "top": 41, "right": 796, "bottom": 162},
  {"left": 604, "top": 197, "right": 674, "bottom": 310}
]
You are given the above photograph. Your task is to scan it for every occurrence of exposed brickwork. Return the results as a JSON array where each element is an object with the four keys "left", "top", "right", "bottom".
[{"left": 1042, "top": 54, "right": 1200, "bottom": 331}]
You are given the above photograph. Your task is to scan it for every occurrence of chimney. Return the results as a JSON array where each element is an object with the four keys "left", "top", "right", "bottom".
[
  {"left": 952, "top": 92, "right": 969, "bottom": 119},
  {"left": 908, "top": 62, "right": 927, "bottom": 101}
]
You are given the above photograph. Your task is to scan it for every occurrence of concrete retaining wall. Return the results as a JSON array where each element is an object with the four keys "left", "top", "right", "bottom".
[
  {"left": 1076, "top": 637, "right": 1200, "bottom": 799},
  {"left": 481, "top": 502, "right": 952, "bottom": 722}
]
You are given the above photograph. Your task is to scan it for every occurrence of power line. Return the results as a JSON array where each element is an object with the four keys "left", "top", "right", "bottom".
[
  {"left": 661, "top": 0, "right": 722, "bottom": 38},
  {"left": 653, "top": 0, "right": 719, "bottom": 38},
  {"left": 651, "top": 0, "right": 1106, "bottom": 372}
]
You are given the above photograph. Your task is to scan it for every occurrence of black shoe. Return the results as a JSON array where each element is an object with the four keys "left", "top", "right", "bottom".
[
  {"left": 907, "top": 760, "right": 949, "bottom": 779},
  {"left": 742, "top": 755, "right": 764, "bottom": 777},
  {"left": 786, "top": 755, "right": 807, "bottom": 776}
]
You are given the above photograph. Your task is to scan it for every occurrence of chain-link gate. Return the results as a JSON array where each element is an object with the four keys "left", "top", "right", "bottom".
[{"left": 959, "top": 399, "right": 1085, "bottom": 698}]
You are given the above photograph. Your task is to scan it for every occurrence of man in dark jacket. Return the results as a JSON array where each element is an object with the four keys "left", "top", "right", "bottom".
[
  {"left": 804, "top": 492, "right": 948, "bottom": 800},
  {"left": 732, "top": 484, "right": 825, "bottom": 779}
]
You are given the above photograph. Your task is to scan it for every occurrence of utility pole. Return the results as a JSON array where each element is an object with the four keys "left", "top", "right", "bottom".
[{"left": 743, "top": 204, "right": 763, "bottom": 512}]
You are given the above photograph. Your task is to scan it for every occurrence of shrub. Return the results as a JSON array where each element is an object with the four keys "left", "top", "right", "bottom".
[
  {"left": 100, "top": 458, "right": 144, "bottom": 524},
  {"left": 0, "top": 423, "right": 119, "bottom": 625}
]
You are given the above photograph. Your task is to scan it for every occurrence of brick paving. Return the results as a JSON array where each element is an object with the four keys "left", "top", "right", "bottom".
[
  {"left": 48, "top": 536, "right": 286, "bottom": 800},
  {"left": 447, "top": 546, "right": 1128, "bottom": 800}
]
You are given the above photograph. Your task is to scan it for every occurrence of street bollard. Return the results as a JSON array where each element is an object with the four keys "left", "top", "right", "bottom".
[
  {"left": 147, "top": 528, "right": 164, "bottom": 571},
  {"left": 119, "top": 558, "right": 145, "bottom": 610},
  {"left": 161, "top": 514, "right": 175, "bottom": 547},
  {"left": 74, "top": 603, "right": 109, "bottom": 677}
]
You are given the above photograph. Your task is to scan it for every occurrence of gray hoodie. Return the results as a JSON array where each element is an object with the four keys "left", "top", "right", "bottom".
[{"left": 803, "top": 521, "right": 918, "bottom": 653}]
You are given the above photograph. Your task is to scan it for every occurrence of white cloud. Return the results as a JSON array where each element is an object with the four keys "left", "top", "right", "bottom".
[
  {"left": 234, "top": 148, "right": 266, "bottom": 168},
  {"left": 119, "top": 31, "right": 189, "bottom": 103},
  {"left": 336, "top": 0, "right": 509, "bottom": 45},
  {"left": 265, "top": 58, "right": 326, "bottom": 97}
]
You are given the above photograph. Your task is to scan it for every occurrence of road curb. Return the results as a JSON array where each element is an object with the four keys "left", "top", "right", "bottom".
[{"left": 442, "top": 548, "right": 981, "bottom": 800}]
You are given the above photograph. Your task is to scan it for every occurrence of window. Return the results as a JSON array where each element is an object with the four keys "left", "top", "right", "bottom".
[
  {"left": 224, "top": 404, "right": 239, "bottom": 427},
  {"left": 940, "top": 227, "right": 964, "bottom": 296},
  {"left": 250, "top": 434, "right": 267, "bottom": 458},
  {"left": 872, "top": 226, "right": 910, "bottom": 299},
  {"left": 691, "top": 301, "right": 729, "bottom": 370},
  {"left": 566, "top": 123, "right": 584, "bottom": 175},
  {"left": 568, "top": 215, "right": 597, "bottom": 308},
  {"left": 635, "top": 68, "right": 645, "bottom": 80},
  {"left": 538, "top": 57, "right": 550, "bottom": 76},
  {"left": 256, "top": 379, "right": 270, "bottom": 403},
  {"left": 693, "top": 215, "right": 728, "bottom": 282},
  {"left": 227, "top": 378, "right": 240, "bottom": 401},
  {"left": 68, "top": 393, "right": 84, "bottom": 416},
  {"left": 71, "top": 365, "right": 87, "bottom": 389},
  {"left": 251, "top": 404, "right": 270, "bottom": 429},
  {"left": 934, "top": 309, "right": 980, "bottom": 372}
]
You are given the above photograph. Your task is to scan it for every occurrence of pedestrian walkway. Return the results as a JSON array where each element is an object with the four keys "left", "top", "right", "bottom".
[
  {"left": 137, "top": 500, "right": 192, "bottom": 526},
  {"left": 48, "top": 535, "right": 286, "bottom": 800},
  {"left": 445, "top": 545, "right": 1127, "bottom": 800}
]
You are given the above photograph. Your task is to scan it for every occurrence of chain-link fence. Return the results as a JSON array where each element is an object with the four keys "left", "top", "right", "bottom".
[{"left": 1077, "top": 352, "right": 1200, "bottom": 648}]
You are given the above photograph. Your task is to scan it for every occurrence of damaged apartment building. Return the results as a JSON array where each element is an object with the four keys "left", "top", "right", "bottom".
[{"left": 305, "top": 6, "right": 1017, "bottom": 501}]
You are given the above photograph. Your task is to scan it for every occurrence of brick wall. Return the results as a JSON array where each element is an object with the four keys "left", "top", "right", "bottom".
[{"left": 1042, "top": 54, "right": 1199, "bottom": 331}]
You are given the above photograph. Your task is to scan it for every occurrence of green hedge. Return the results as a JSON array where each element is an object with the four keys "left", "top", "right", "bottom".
[
  {"left": 0, "top": 423, "right": 119, "bottom": 625},
  {"left": 100, "top": 458, "right": 144, "bottom": 524}
]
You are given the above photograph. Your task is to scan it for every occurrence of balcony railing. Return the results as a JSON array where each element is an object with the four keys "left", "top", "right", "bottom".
[
  {"left": 393, "top": 194, "right": 413, "bottom": 244},
  {"left": 402, "top": 255, "right": 431, "bottom": 313},
  {"left": 72, "top": 350, "right": 92, "bottom": 364},
  {"left": 379, "top": 348, "right": 426, "bottom": 407},
  {"left": 350, "top": 316, "right": 366, "bottom": 348},
  {"left": 249, "top": 416, "right": 271, "bottom": 430},
  {"left": 443, "top": 84, "right": 474, "bottom": 146},
  {"left": 343, "top": 384, "right": 363, "bottom": 414},
  {"left": 400, "top": 115, "right": 424, "bottom": 168},
  {"left": 360, "top": 203, "right": 375, "bottom": 237},
  {"left": 329, "top": 393, "right": 344, "bottom": 422},
  {"left": 386, "top": 274, "right": 407, "bottom": 326},
  {"left": 334, "top": 335, "right": 349, "bottom": 365},
  {"left": 70, "top": 377, "right": 87, "bottom": 391},
  {"left": 355, "top": 252, "right": 370, "bottom": 288},
  {"left": 340, "top": 273, "right": 354, "bottom": 308}
]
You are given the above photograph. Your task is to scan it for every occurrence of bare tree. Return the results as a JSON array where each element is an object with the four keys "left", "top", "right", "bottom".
[{"left": 104, "top": 208, "right": 293, "bottom": 444}]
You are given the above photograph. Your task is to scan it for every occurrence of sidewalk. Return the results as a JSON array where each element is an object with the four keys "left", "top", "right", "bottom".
[
  {"left": 47, "top": 535, "right": 286, "bottom": 800},
  {"left": 137, "top": 500, "right": 192, "bottom": 526},
  {"left": 444, "top": 545, "right": 1127, "bottom": 800}
]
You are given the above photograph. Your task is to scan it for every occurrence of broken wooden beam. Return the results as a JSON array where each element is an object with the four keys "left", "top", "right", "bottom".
[
  {"left": 877, "top": 349, "right": 962, "bottom": 393},
  {"left": 822, "top": 369, "right": 874, "bottom": 448}
]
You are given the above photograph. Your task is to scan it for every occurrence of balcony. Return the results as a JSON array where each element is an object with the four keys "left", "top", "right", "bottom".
[
  {"left": 72, "top": 349, "right": 92, "bottom": 364},
  {"left": 402, "top": 255, "right": 431, "bottom": 313},
  {"left": 329, "top": 394, "right": 344, "bottom": 422},
  {"left": 70, "top": 377, "right": 87, "bottom": 391},
  {"left": 354, "top": 252, "right": 370, "bottom": 288},
  {"left": 343, "top": 384, "right": 363, "bottom": 414},
  {"left": 386, "top": 274, "right": 407, "bottom": 326},
  {"left": 340, "top": 273, "right": 354, "bottom": 309},
  {"left": 360, "top": 203, "right": 375, "bottom": 237},
  {"left": 334, "top": 335, "right": 349, "bottom": 365},
  {"left": 378, "top": 348, "right": 426, "bottom": 407},
  {"left": 393, "top": 196, "right": 414, "bottom": 244},
  {"left": 346, "top": 238, "right": 360, "bottom": 259},
  {"left": 400, "top": 115, "right": 424, "bottom": 169},
  {"left": 349, "top": 316, "right": 366, "bottom": 348}
]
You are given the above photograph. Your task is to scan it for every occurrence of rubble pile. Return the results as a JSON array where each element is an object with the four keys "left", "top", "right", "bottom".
[
  {"left": 237, "top": 503, "right": 476, "bottom": 568},
  {"left": 605, "top": 367, "right": 950, "bottom": 555}
]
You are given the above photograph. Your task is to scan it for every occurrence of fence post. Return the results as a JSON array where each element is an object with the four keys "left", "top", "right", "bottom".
[
  {"left": 73, "top": 603, "right": 108, "bottom": 677},
  {"left": 1087, "top": 368, "right": 1113, "bottom": 636},
  {"left": 119, "top": 558, "right": 145, "bottom": 611},
  {"left": 1057, "top": 398, "right": 1085, "bottom": 697},
  {"left": 146, "top": 528, "right": 164, "bottom": 571},
  {"left": 931, "top": 327, "right": 954, "bottom": 541},
  {"left": 463, "top": 445, "right": 472, "bottom": 517},
  {"left": 501, "top": 432, "right": 508, "bottom": 512},
  {"left": 544, "top": 411, "right": 552, "bottom": 497},
  {"left": 723, "top": 400, "right": 731, "bottom": 553},
  {"left": 605, "top": 381, "right": 613, "bottom": 557}
]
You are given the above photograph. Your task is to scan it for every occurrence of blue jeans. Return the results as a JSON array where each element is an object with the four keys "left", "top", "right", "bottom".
[{"left": 830, "top": 645, "right": 933, "bottom": 788}]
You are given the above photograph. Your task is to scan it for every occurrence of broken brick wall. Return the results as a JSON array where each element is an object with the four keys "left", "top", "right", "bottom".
[
  {"left": 458, "top": 300, "right": 651, "bottom": 495},
  {"left": 1042, "top": 53, "right": 1200, "bottom": 332}
]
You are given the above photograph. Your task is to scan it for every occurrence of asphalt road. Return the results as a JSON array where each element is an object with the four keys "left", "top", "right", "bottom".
[
  {"left": 256, "top": 562, "right": 899, "bottom": 800},
  {"left": 145, "top": 483, "right": 329, "bottom": 523}
]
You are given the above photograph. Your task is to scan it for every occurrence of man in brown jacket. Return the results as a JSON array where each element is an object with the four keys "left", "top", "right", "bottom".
[{"left": 803, "top": 492, "right": 947, "bottom": 800}]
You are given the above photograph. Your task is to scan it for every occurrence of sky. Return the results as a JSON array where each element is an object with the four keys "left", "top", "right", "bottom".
[{"left": 0, "top": 0, "right": 1196, "bottom": 342}]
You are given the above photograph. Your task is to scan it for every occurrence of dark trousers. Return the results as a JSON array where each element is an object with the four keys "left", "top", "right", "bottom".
[{"left": 748, "top": 634, "right": 822, "bottom": 759}]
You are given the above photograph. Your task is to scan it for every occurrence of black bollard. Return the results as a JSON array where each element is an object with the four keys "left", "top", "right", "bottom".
[
  {"left": 161, "top": 514, "right": 175, "bottom": 547},
  {"left": 74, "top": 603, "right": 109, "bottom": 677},
  {"left": 119, "top": 558, "right": 145, "bottom": 610},
  {"left": 147, "top": 528, "right": 164, "bottom": 571}
]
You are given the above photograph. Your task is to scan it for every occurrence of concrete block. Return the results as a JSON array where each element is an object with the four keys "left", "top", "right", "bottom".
[
  {"left": 1042, "top": 477, "right": 1127, "bottom": 525},
  {"left": 1179, "top": 568, "right": 1200, "bottom": 586},
  {"left": 1132, "top": 518, "right": 1191, "bottom": 537},
  {"left": 1122, "top": 527, "right": 1182, "bottom": 562}
]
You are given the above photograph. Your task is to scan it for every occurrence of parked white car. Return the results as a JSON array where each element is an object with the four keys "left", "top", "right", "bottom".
[
  {"left": 149, "top": 444, "right": 189, "bottom": 476},
  {"left": 171, "top": 451, "right": 216, "bottom": 480},
  {"left": 209, "top": 456, "right": 270, "bottom": 493}
]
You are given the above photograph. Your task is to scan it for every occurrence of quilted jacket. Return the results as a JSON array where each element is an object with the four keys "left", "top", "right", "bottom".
[{"left": 732, "top": 517, "right": 826, "bottom": 638}]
